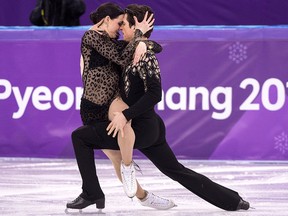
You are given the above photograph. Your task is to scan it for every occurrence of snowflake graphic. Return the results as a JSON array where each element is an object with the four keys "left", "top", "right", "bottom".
[
  {"left": 228, "top": 42, "right": 247, "bottom": 64},
  {"left": 274, "top": 132, "right": 288, "bottom": 154}
]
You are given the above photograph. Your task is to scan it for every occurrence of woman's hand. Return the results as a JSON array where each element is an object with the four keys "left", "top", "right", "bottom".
[
  {"left": 133, "top": 41, "right": 146, "bottom": 65},
  {"left": 90, "top": 18, "right": 104, "bottom": 34},
  {"left": 106, "top": 112, "right": 128, "bottom": 138},
  {"left": 134, "top": 11, "right": 154, "bottom": 35}
]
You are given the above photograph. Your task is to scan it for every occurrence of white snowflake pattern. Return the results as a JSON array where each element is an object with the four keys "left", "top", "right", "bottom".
[
  {"left": 274, "top": 132, "right": 288, "bottom": 155},
  {"left": 228, "top": 42, "right": 247, "bottom": 64}
]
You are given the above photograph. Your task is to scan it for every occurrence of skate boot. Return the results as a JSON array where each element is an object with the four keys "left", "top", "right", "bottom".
[
  {"left": 121, "top": 161, "right": 137, "bottom": 198},
  {"left": 236, "top": 199, "right": 250, "bottom": 210},
  {"left": 139, "top": 191, "right": 176, "bottom": 210},
  {"left": 65, "top": 195, "right": 105, "bottom": 214}
]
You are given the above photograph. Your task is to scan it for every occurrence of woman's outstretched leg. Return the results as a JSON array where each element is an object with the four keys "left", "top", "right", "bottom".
[
  {"left": 108, "top": 97, "right": 137, "bottom": 197},
  {"left": 102, "top": 149, "right": 145, "bottom": 198},
  {"left": 117, "top": 122, "right": 135, "bottom": 165},
  {"left": 103, "top": 149, "right": 176, "bottom": 210},
  {"left": 108, "top": 97, "right": 135, "bottom": 165}
]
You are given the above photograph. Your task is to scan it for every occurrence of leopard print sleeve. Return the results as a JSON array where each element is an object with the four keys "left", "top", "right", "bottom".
[{"left": 83, "top": 29, "right": 143, "bottom": 68}]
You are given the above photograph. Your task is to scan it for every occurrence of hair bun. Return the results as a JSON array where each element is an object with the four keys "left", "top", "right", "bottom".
[{"left": 90, "top": 11, "right": 99, "bottom": 24}]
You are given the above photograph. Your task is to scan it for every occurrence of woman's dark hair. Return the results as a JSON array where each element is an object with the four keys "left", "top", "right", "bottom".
[
  {"left": 90, "top": 2, "right": 124, "bottom": 24},
  {"left": 125, "top": 4, "right": 154, "bottom": 38}
]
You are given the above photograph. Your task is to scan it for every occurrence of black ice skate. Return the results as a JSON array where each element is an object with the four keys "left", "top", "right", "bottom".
[
  {"left": 236, "top": 199, "right": 250, "bottom": 210},
  {"left": 65, "top": 195, "right": 105, "bottom": 214}
]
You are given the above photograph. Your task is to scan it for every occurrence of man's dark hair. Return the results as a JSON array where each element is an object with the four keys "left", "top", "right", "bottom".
[
  {"left": 125, "top": 4, "right": 153, "bottom": 38},
  {"left": 90, "top": 2, "right": 124, "bottom": 24}
]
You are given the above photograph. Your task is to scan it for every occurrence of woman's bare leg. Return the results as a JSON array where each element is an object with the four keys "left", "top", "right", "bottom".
[
  {"left": 102, "top": 149, "right": 146, "bottom": 199},
  {"left": 118, "top": 122, "right": 135, "bottom": 165},
  {"left": 108, "top": 97, "right": 135, "bottom": 166}
]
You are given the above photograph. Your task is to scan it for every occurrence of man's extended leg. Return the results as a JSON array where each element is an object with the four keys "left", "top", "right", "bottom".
[{"left": 140, "top": 141, "right": 248, "bottom": 211}]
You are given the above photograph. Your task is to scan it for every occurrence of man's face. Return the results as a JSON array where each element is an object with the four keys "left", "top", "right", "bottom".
[
  {"left": 107, "top": 14, "right": 124, "bottom": 39},
  {"left": 120, "top": 14, "right": 134, "bottom": 42}
]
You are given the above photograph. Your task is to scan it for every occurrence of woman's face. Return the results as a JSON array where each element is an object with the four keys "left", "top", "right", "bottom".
[
  {"left": 120, "top": 14, "right": 134, "bottom": 42},
  {"left": 106, "top": 14, "right": 124, "bottom": 39}
]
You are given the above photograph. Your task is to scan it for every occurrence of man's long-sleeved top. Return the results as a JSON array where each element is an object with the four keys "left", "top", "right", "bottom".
[{"left": 121, "top": 49, "right": 162, "bottom": 121}]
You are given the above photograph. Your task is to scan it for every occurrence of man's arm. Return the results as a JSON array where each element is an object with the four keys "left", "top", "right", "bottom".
[
  {"left": 107, "top": 51, "right": 162, "bottom": 136},
  {"left": 122, "top": 51, "right": 162, "bottom": 121}
]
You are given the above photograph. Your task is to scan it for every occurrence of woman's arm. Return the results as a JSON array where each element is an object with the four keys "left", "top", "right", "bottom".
[
  {"left": 83, "top": 29, "right": 143, "bottom": 68},
  {"left": 133, "top": 40, "right": 163, "bottom": 65},
  {"left": 83, "top": 12, "right": 155, "bottom": 68}
]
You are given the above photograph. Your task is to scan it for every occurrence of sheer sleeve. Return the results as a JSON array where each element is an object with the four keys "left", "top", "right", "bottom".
[
  {"left": 122, "top": 51, "right": 162, "bottom": 121},
  {"left": 82, "top": 29, "right": 143, "bottom": 67}
]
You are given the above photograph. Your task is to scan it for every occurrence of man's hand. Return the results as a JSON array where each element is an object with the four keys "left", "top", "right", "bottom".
[{"left": 106, "top": 112, "right": 128, "bottom": 138}]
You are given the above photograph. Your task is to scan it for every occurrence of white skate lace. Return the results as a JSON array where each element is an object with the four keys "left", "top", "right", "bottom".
[
  {"left": 122, "top": 165, "right": 135, "bottom": 185},
  {"left": 121, "top": 161, "right": 142, "bottom": 183},
  {"left": 150, "top": 194, "right": 169, "bottom": 206},
  {"left": 140, "top": 191, "right": 176, "bottom": 210},
  {"left": 121, "top": 161, "right": 137, "bottom": 197},
  {"left": 132, "top": 161, "right": 142, "bottom": 174}
]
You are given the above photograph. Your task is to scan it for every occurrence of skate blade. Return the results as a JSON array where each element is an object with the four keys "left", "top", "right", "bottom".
[
  {"left": 65, "top": 208, "right": 105, "bottom": 215},
  {"left": 65, "top": 208, "right": 82, "bottom": 215}
]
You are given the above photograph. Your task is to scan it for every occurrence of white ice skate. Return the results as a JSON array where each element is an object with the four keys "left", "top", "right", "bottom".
[
  {"left": 121, "top": 161, "right": 137, "bottom": 198},
  {"left": 139, "top": 191, "right": 177, "bottom": 210}
]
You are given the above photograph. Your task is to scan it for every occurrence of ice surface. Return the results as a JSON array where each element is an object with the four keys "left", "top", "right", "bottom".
[{"left": 0, "top": 158, "right": 287, "bottom": 216}]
